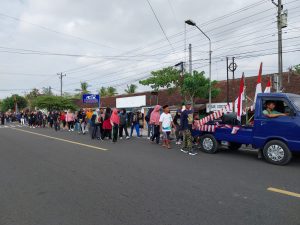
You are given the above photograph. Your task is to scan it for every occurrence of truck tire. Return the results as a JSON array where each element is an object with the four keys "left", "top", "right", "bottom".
[
  {"left": 263, "top": 140, "right": 292, "bottom": 165},
  {"left": 200, "top": 134, "right": 218, "bottom": 154},
  {"left": 230, "top": 143, "right": 242, "bottom": 151}
]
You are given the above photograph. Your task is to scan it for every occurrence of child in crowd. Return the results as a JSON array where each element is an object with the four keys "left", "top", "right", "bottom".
[{"left": 159, "top": 105, "right": 174, "bottom": 149}]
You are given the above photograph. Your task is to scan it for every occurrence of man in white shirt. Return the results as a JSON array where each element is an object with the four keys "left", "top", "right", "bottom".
[{"left": 159, "top": 105, "right": 175, "bottom": 149}]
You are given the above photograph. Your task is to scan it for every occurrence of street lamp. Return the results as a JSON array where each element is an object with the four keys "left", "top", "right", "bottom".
[{"left": 185, "top": 19, "right": 212, "bottom": 112}]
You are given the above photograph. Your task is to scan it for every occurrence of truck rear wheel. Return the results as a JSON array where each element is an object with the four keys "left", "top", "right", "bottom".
[
  {"left": 200, "top": 134, "right": 218, "bottom": 154},
  {"left": 263, "top": 140, "right": 292, "bottom": 165}
]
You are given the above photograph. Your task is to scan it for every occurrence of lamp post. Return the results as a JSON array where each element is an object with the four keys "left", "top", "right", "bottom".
[{"left": 185, "top": 19, "right": 212, "bottom": 112}]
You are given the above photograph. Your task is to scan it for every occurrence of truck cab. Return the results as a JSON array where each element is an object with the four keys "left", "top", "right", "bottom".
[
  {"left": 199, "top": 93, "right": 300, "bottom": 165},
  {"left": 253, "top": 93, "right": 300, "bottom": 164}
]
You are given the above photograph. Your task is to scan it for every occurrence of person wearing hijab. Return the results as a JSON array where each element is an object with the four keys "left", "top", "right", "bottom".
[
  {"left": 150, "top": 105, "right": 161, "bottom": 144},
  {"left": 110, "top": 109, "right": 120, "bottom": 143}
]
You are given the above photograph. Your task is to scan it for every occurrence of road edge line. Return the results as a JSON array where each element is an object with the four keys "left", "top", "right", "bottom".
[{"left": 10, "top": 127, "right": 108, "bottom": 151}]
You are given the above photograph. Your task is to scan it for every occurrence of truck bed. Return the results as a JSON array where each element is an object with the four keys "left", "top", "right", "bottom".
[{"left": 213, "top": 126, "right": 254, "bottom": 145}]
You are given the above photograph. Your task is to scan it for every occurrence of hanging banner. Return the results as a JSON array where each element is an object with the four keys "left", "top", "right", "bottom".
[{"left": 82, "top": 94, "right": 100, "bottom": 106}]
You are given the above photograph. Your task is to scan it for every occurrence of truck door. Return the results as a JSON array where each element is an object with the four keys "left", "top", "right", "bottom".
[{"left": 253, "top": 98, "right": 297, "bottom": 148}]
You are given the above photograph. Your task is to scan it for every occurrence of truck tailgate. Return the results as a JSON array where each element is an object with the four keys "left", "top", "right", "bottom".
[{"left": 214, "top": 127, "right": 253, "bottom": 145}]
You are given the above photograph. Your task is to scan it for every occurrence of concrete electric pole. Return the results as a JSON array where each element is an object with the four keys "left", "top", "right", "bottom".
[
  {"left": 272, "top": 0, "right": 288, "bottom": 92},
  {"left": 57, "top": 73, "right": 66, "bottom": 97},
  {"left": 189, "top": 43, "right": 192, "bottom": 74}
]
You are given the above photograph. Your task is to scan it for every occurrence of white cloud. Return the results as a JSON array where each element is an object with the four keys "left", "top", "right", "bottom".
[{"left": 0, "top": 0, "right": 299, "bottom": 98}]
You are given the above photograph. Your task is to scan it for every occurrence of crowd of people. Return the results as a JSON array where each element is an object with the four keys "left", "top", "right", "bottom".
[{"left": 1, "top": 102, "right": 202, "bottom": 155}]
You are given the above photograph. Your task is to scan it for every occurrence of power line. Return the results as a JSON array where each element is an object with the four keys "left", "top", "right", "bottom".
[
  {"left": 0, "top": 12, "right": 119, "bottom": 51},
  {"left": 146, "top": 0, "right": 174, "bottom": 50}
]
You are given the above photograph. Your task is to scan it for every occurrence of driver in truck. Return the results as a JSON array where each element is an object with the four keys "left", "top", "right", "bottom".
[{"left": 263, "top": 100, "right": 287, "bottom": 118}]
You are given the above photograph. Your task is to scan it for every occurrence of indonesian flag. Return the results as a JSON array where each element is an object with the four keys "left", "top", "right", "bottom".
[
  {"left": 237, "top": 74, "right": 245, "bottom": 121},
  {"left": 231, "top": 126, "right": 240, "bottom": 134},
  {"left": 264, "top": 76, "right": 271, "bottom": 93},
  {"left": 253, "top": 62, "right": 263, "bottom": 108}
]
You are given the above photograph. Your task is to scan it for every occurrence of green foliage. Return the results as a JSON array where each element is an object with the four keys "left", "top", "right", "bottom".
[
  {"left": 293, "top": 64, "right": 300, "bottom": 74},
  {"left": 75, "top": 82, "right": 90, "bottom": 95},
  {"left": 124, "top": 84, "right": 138, "bottom": 94},
  {"left": 139, "top": 67, "right": 181, "bottom": 91},
  {"left": 32, "top": 95, "right": 76, "bottom": 111},
  {"left": 1, "top": 94, "right": 27, "bottom": 112},
  {"left": 140, "top": 67, "right": 220, "bottom": 104},
  {"left": 107, "top": 87, "right": 118, "bottom": 96},
  {"left": 181, "top": 71, "right": 220, "bottom": 103},
  {"left": 99, "top": 86, "right": 118, "bottom": 97},
  {"left": 42, "top": 87, "right": 53, "bottom": 96},
  {"left": 25, "top": 88, "right": 40, "bottom": 99},
  {"left": 25, "top": 88, "right": 41, "bottom": 109},
  {"left": 99, "top": 87, "right": 107, "bottom": 97}
]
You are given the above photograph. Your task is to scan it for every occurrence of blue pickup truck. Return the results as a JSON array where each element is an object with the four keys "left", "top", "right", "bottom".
[{"left": 199, "top": 93, "right": 300, "bottom": 165}]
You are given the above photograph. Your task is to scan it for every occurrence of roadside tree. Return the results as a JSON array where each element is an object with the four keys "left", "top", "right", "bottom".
[
  {"left": 140, "top": 67, "right": 220, "bottom": 104},
  {"left": 33, "top": 96, "right": 76, "bottom": 111},
  {"left": 1, "top": 94, "right": 27, "bottom": 112}
]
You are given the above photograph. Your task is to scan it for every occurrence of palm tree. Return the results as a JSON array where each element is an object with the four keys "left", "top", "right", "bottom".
[
  {"left": 75, "top": 82, "right": 90, "bottom": 95},
  {"left": 124, "top": 84, "right": 137, "bottom": 94},
  {"left": 99, "top": 86, "right": 117, "bottom": 97},
  {"left": 107, "top": 86, "right": 118, "bottom": 97},
  {"left": 99, "top": 87, "right": 108, "bottom": 97}
]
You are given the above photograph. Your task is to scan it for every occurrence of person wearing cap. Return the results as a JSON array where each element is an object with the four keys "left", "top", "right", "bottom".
[{"left": 180, "top": 101, "right": 198, "bottom": 156}]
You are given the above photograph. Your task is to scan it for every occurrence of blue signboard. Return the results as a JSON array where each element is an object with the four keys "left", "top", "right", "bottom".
[{"left": 82, "top": 94, "right": 100, "bottom": 106}]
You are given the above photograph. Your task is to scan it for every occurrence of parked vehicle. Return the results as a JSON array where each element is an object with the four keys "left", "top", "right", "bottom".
[{"left": 199, "top": 93, "right": 300, "bottom": 165}]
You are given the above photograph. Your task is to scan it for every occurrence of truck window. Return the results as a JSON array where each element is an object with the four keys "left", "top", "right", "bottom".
[{"left": 262, "top": 99, "right": 291, "bottom": 116}]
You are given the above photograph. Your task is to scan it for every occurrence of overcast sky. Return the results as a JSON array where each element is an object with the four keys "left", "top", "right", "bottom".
[{"left": 0, "top": 0, "right": 299, "bottom": 98}]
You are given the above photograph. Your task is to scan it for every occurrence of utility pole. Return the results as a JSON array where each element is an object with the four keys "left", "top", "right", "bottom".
[
  {"left": 272, "top": 0, "right": 287, "bottom": 92},
  {"left": 57, "top": 73, "right": 66, "bottom": 97},
  {"left": 228, "top": 57, "right": 237, "bottom": 112},
  {"left": 226, "top": 57, "right": 229, "bottom": 104},
  {"left": 189, "top": 43, "right": 192, "bottom": 74}
]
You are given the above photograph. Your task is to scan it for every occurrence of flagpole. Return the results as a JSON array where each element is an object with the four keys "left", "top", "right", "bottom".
[{"left": 244, "top": 74, "right": 248, "bottom": 125}]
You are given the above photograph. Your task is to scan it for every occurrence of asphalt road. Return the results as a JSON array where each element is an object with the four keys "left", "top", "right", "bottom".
[{"left": 0, "top": 126, "right": 299, "bottom": 225}]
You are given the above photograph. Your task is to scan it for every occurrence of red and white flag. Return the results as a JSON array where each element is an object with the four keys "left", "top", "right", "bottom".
[
  {"left": 237, "top": 73, "right": 245, "bottom": 121},
  {"left": 231, "top": 126, "right": 240, "bottom": 134},
  {"left": 253, "top": 62, "right": 263, "bottom": 109},
  {"left": 264, "top": 76, "right": 271, "bottom": 93}
]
